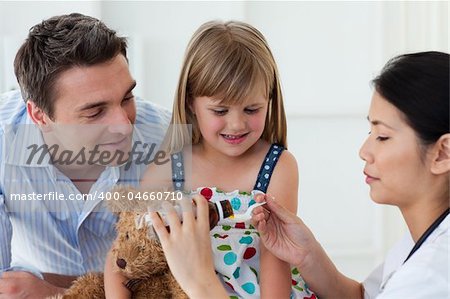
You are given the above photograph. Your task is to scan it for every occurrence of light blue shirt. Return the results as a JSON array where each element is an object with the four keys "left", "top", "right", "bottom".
[{"left": 0, "top": 90, "right": 171, "bottom": 277}]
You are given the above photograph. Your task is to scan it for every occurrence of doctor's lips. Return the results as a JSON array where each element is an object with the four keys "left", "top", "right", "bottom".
[{"left": 364, "top": 171, "right": 379, "bottom": 184}]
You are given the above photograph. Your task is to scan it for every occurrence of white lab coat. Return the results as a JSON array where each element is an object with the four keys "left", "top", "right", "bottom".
[{"left": 363, "top": 214, "right": 449, "bottom": 298}]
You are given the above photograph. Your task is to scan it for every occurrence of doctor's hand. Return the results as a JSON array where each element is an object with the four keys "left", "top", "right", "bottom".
[
  {"left": 0, "top": 271, "right": 66, "bottom": 298},
  {"left": 149, "top": 195, "right": 228, "bottom": 299},
  {"left": 252, "top": 194, "right": 318, "bottom": 268}
]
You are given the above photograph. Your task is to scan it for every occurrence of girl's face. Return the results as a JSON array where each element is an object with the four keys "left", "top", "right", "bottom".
[
  {"left": 191, "top": 91, "right": 268, "bottom": 158},
  {"left": 359, "top": 91, "right": 434, "bottom": 208}
]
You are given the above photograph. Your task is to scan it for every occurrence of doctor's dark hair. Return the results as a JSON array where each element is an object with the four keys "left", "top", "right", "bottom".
[
  {"left": 14, "top": 13, "right": 127, "bottom": 119},
  {"left": 372, "top": 51, "right": 449, "bottom": 146}
]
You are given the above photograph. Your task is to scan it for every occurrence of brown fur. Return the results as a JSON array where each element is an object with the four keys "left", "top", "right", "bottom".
[{"left": 50, "top": 187, "right": 188, "bottom": 299}]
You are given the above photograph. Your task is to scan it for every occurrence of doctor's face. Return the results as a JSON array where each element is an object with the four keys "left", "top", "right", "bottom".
[{"left": 358, "top": 92, "right": 433, "bottom": 208}]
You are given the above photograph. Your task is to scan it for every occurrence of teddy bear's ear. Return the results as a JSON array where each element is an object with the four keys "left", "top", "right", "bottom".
[{"left": 107, "top": 185, "right": 149, "bottom": 214}]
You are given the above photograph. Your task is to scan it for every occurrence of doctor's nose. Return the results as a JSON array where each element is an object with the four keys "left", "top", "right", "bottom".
[{"left": 359, "top": 137, "right": 373, "bottom": 163}]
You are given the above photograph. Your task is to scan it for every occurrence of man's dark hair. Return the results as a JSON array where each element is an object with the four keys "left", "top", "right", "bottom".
[{"left": 14, "top": 13, "right": 127, "bottom": 119}]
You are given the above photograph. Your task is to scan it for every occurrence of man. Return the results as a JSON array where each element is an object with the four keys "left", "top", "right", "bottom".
[{"left": 0, "top": 13, "right": 170, "bottom": 297}]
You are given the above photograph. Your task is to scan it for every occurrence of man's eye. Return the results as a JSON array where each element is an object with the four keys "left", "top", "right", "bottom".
[
  {"left": 122, "top": 95, "right": 134, "bottom": 104},
  {"left": 86, "top": 110, "right": 103, "bottom": 119}
]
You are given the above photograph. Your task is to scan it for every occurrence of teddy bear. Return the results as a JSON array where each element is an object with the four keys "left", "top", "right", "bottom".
[{"left": 53, "top": 186, "right": 188, "bottom": 299}]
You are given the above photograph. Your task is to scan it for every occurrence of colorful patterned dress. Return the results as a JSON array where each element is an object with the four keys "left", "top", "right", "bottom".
[{"left": 171, "top": 144, "right": 316, "bottom": 299}]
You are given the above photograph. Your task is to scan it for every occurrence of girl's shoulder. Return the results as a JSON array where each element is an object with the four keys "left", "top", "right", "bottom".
[
  {"left": 251, "top": 142, "right": 298, "bottom": 194},
  {"left": 271, "top": 148, "right": 298, "bottom": 178},
  {"left": 265, "top": 147, "right": 299, "bottom": 211},
  {"left": 276, "top": 147, "right": 297, "bottom": 170},
  {"left": 258, "top": 141, "right": 296, "bottom": 171}
]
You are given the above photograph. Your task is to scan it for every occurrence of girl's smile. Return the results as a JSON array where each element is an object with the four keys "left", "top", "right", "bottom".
[{"left": 220, "top": 133, "right": 249, "bottom": 144}]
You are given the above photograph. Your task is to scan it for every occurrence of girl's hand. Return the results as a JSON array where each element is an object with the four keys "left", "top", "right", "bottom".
[
  {"left": 104, "top": 250, "right": 131, "bottom": 299},
  {"left": 252, "top": 194, "right": 317, "bottom": 268},
  {"left": 149, "top": 195, "right": 228, "bottom": 299}
]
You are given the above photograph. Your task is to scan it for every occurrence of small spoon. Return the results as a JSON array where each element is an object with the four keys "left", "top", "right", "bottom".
[{"left": 229, "top": 202, "right": 266, "bottom": 222}]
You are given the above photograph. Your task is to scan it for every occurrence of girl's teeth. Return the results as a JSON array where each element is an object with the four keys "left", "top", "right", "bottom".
[{"left": 224, "top": 135, "right": 241, "bottom": 139}]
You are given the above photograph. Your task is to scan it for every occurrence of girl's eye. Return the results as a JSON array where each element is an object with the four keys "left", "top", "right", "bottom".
[
  {"left": 212, "top": 109, "right": 227, "bottom": 116},
  {"left": 245, "top": 108, "right": 260, "bottom": 114}
]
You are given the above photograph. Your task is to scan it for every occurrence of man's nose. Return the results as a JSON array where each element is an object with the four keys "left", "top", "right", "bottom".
[{"left": 108, "top": 108, "right": 132, "bottom": 135}]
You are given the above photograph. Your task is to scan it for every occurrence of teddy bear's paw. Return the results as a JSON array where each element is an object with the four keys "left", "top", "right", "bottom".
[{"left": 61, "top": 272, "right": 105, "bottom": 299}]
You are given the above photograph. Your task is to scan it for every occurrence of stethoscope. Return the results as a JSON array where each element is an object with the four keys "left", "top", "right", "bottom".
[
  {"left": 403, "top": 207, "right": 449, "bottom": 264},
  {"left": 378, "top": 207, "right": 449, "bottom": 294}
]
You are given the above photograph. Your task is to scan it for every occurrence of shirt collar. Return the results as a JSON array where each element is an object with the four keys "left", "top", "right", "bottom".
[{"left": 4, "top": 118, "right": 52, "bottom": 167}]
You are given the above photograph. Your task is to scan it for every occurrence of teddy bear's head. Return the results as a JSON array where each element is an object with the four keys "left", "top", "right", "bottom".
[{"left": 108, "top": 187, "right": 170, "bottom": 281}]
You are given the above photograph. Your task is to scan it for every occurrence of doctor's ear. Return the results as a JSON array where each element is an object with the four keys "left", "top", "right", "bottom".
[
  {"left": 430, "top": 134, "right": 450, "bottom": 175},
  {"left": 27, "top": 100, "right": 52, "bottom": 132}
]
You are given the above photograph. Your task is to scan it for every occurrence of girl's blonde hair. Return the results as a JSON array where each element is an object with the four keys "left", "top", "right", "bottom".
[{"left": 165, "top": 20, "right": 287, "bottom": 153}]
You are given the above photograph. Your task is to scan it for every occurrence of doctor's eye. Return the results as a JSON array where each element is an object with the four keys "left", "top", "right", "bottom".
[{"left": 376, "top": 136, "right": 390, "bottom": 141}]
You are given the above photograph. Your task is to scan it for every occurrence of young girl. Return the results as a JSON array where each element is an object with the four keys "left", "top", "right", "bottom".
[{"left": 104, "top": 20, "right": 315, "bottom": 298}]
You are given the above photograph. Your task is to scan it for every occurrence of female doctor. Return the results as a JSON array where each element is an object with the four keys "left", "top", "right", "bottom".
[{"left": 149, "top": 51, "right": 449, "bottom": 298}]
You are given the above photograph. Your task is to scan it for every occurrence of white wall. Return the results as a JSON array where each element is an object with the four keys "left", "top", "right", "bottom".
[{"left": 1, "top": 1, "right": 448, "bottom": 282}]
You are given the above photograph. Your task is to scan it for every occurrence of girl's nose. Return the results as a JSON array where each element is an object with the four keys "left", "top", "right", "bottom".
[{"left": 228, "top": 112, "right": 246, "bottom": 131}]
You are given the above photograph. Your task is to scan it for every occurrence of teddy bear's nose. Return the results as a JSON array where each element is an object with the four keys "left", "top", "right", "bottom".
[{"left": 116, "top": 258, "right": 127, "bottom": 269}]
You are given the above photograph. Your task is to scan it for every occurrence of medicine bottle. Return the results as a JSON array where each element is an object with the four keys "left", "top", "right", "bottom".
[{"left": 207, "top": 199, "right": 234, "bottom": 229}]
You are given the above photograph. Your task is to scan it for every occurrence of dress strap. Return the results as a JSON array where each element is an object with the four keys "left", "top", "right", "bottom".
[
  {"left": 253, "top": 144, "right": 285, "bottom": 193},
  {"left": 171, "top": 152, "right": 185, "bottom": 191}
]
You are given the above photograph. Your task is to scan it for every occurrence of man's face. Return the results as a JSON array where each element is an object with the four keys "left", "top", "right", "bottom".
[{"left": 42, "top": 54, "right": 137, "bottom": 168}]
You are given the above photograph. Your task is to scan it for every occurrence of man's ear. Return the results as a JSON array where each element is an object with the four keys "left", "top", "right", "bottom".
[
  {"left": 431, "top": 133, "right": 450, "bottom": 175},
  {"left": 27, "top": 100, "right": 52, "bottom": 131}
]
